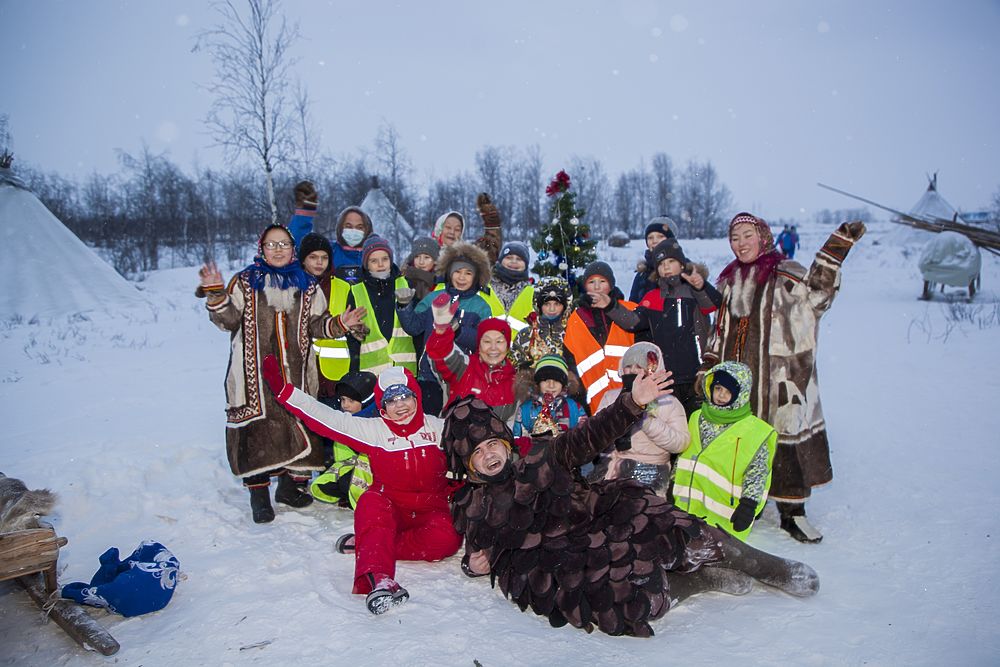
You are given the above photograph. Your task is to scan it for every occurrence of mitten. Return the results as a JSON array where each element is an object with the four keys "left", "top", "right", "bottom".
[
  {"left": 261, "top": 355, "right": 288, "bottom": 396},
  {"left": 614, "top": 433, "right": 632, "bottom": 452},
  {"left": 838, "top": 220, "right": 866, "bottom": 241},
  {"left": 395, "top": 287, "right": 416, "bottom": 306},
  {"left": 730, "top": 496, "right": 758, "bottom": 533},
  {"left": 476, "top": 192, "right": 501, "bottom": 229},
  {"left": 294, "top": 180, "right": 318, "bottom": 210},
  {"left": 431, "top": 291, "right": 459, "bottom": 327}
]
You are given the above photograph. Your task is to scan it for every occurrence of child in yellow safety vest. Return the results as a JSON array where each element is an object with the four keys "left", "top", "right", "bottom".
[
  {"left": 311, "top": 371, "right": 377, "bottom": 508},
  {"left": 672, "top": 361, "right": 777, "bottom": 541}
]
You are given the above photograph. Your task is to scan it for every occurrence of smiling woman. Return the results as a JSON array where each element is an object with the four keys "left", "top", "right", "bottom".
[{"left": 196, "top": 223, "right": 369, "bottom": 524}]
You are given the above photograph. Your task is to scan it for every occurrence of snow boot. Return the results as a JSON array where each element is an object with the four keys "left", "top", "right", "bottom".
[
  {"left": 665, "top": 567, "right": 754, "bottom": 605},
  {"left": 275, "top": 473, "right": 313, "bottom": 508},
  {"left": 778, "top": 502, "right": 823, "bottom": 543},
  {"left": 708, "top": 526, "right": 820, "bottom": 597},
  {"left": 365, "top": 578, "right": 409, "bottom": 615},
  {"left": 249, "top": 486, "right": 275, "bottom": 524},
  {"left": 335, "top": 533, "right": 356, "bottom": 554}
]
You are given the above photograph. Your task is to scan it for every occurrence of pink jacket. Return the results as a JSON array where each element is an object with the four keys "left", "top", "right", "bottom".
[{"left": 595, "top": 342, "right": 690, "bottom": 478}]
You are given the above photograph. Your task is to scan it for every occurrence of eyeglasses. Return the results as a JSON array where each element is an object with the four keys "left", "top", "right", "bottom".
[
  {"left": 384, "top": 394, "right": 415, "bottom": 406},
  {"left": 263, "top": 240, "right": 293, "bottom": 250}
]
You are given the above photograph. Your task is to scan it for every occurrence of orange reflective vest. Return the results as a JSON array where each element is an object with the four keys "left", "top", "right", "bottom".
[{"left": 565, "top": 301, "right": 637, "bottom": 413}]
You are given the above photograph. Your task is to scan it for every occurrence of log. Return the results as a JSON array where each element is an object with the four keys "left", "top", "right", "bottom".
[{"left": 16, "top": 573, "right": 120, "bottom": 656}]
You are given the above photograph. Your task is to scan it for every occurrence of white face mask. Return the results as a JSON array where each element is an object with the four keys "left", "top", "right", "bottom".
[{"left": 342, "top": 228, "right": 365, "bottom": 247}]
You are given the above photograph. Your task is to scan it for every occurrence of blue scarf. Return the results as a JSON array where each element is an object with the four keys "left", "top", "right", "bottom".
[{"left": 240, "top": 257, "right": 315, "bottom": 292}]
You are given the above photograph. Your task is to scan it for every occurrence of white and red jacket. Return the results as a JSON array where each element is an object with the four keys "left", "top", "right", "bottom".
[{"left": 274, "top": 382, "right": 451, "bottom": 513}]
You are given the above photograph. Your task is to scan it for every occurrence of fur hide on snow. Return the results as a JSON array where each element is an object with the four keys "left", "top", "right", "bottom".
[{"left": 0, "top": 473, "right": 56, "bottom": 533}]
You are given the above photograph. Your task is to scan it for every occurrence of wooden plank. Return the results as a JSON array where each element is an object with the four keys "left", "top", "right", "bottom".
[
  {"left": 0, "top": 528, "right": 66, "bottom": 583},
  {"left": 16, "top": 573, "right": 121, "bottom": 656}
]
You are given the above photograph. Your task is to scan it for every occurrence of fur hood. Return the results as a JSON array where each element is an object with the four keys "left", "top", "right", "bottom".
[{"left": 437, "top": 240, "right": 492, "bottom": 290}]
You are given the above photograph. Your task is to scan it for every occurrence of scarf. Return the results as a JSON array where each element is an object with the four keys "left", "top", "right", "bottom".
[
  {"left": 493, "top": 263, "right": 529, "bottom": 285},
  {"left": 241, "top": 256, "right": 315, "bottom": 292}
]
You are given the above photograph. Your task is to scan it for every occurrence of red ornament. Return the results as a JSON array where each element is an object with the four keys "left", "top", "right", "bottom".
[{"left": 545, "top": 170, "right": 572, "bottom": 197}]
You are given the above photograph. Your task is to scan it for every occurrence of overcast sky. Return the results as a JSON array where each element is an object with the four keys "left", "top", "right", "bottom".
[{"left": 3, "top": 0, "right": 998, "bottom": 220}]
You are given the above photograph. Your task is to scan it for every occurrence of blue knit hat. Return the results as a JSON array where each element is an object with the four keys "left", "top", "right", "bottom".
[{"left": 61, "top": 541, "right": 180, "bottom": 617}]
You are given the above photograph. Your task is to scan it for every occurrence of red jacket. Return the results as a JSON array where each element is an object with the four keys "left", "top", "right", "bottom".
[{"left": 425, "top": 319, "right": 517, "bottom": 420}]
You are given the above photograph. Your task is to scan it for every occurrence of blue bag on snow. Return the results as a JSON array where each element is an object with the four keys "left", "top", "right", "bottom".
[{"left": 61, "top": 540, "right": 180, "bottom": 617}]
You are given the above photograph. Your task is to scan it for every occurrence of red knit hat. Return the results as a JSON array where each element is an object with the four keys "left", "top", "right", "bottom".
[{"left": 476, "top": 318, "right": 512, "bottom": 348}]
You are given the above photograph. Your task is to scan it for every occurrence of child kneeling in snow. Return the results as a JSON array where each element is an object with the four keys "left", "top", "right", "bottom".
[
  {"left": 672, "top": 361, "right": 777, "bottom": 541},
  {"left": 262, "top": 359, "right": 462, "bottom": 615},
  {"left": 310, "top": 371, "right": 377, "bottom": 509}
]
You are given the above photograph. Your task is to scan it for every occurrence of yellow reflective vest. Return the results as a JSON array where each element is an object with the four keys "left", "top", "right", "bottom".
[
  {"left": 351, "top": 276, "right": 418, "bottom": 375},
  {"left": 483, "top": 283, "right": 535, "bottom": 333},
  {"left": 673, "top": 411, "right": 777, "bottom": 541}
]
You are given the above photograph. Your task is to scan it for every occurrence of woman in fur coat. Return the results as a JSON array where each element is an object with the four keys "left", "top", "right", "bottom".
[
  {"left": 702, "top": 212, "right": 865, "bottom": 543},
  {"left": 197, "top": 224, "right": 367, "bottom": 523},
  {"left": 441, "top": 374, "right": 819, "bottom": 638}
]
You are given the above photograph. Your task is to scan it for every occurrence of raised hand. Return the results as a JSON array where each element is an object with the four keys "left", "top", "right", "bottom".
[
  {"left": 294, "top": 180, "right": 318, "bottom": 209},
  {"left": 198, "top": 261, "right": 223, "bottom": 288},
  {"left": 629, "top": 368, "right": 674, "bottom": 406},
  {"left": 395, "top": 287, "right": 416, "bottom": 307},
  {"left": 680, "top": 269, "right": 704, "bottom": 290},
  {"left": 431, "top": 292, "right": 459, "bottom": 328},
  {"left": 838, "top": 220, "right": 866, "bottom": 241},
  {"left": 476, "top": 192, "right": 501, "bottom": 227},
  {"left": 587, "top": 291, "right": 612, "bottom": 309},
  {"left": 339, "top": 305, "right": 367, "bottom": 330}
]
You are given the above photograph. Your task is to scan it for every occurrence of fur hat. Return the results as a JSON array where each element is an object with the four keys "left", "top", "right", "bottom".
[
  {"left": 533, "top": 355, "right": 569, "bottom": 386},
  {"left": 644, "top": 217, "right": 678, "bottom": 241},
  {"left": 533, "top": 276, "right": 571, "bottom": 310},
  {"left": 650, "top": 238, "right": 689, "bottom": 269},
  {"left": 335, "top": 371, "right": 377, "bottom": 407},
  {"left": 440, "top": 396, "right": 515, "bottom": 482},
  {"left": 438, "top": 241, "right": 492, "bottom": 290},
  {"left": 299, "top": 232, "right": 332, "bottom": 259},
  {"left": 361, "top": 235, "right": 393, "bottom": 268},
  {"left": 498, "top": 241, "right": 530, "bottom": 265},
  {"left": 582, "top": 261, "right": 616, "bottom": 289}
]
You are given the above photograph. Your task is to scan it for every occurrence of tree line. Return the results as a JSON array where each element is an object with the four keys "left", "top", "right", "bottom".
[{"left": 16, "top": 136, "right": 736, "bottom": 277}]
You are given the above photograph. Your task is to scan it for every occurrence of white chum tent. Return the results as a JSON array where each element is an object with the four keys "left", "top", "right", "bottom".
[
  {"left": 0, "top": 166, "right": 151, "bottom": 322},
  {"left": 891, "top": 174, "right": 966, "bottom": 246},
  {"left": 359, "top": 178, "right": 415, "bottom": 260}
]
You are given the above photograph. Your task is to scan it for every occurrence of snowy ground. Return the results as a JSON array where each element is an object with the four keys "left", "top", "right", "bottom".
[{"left": 2, "top": 220, "right": 999, "bottom": 666}]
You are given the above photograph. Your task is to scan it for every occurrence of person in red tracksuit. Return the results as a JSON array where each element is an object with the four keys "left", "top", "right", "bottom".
[{"left": 262, "top": 358, "right": 461, "bottom": 615}]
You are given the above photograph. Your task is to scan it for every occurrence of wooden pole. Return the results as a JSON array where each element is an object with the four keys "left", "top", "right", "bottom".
[{"left": 16, "top": 573, "right": 120, "bottom": 656}]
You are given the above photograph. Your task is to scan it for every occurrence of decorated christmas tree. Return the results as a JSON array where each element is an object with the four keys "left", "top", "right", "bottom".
[{"left": 530, "top": 170, "right": 597, "bottom": 287}]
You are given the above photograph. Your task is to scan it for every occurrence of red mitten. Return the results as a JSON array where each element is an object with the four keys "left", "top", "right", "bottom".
[
  {"left": 431, "top": 292, "right": 459, "bottom": 327},
  {"left": 261, "top": 355, "right": 287, "bottom": 396}
]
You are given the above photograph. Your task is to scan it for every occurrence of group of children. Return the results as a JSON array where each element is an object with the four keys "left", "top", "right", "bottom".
[
  {"left": 200, "top": 184, "right": 789, "bottom": 618},
  {"left": 294, "top": 209, "right": 777, "bottom": 546}
]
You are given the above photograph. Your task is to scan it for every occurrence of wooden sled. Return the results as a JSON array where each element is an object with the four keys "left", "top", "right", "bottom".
[{"left": 0, "top": 523, "right": 120, "bottom": 656}]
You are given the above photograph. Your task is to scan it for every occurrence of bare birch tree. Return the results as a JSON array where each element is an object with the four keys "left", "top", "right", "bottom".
[{"left": 195, "top": 0, "right": 299, "bottom": 223}]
